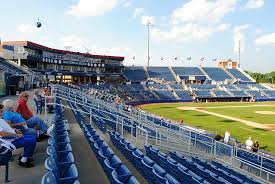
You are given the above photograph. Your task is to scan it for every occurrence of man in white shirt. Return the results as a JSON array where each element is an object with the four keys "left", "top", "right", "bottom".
[
  {"left": 245, "top": 137, "right": 253, "bottom": 151},
  {"left": 0, "top": 104, "right": 36, "bottom": 168},
  {"left": 224, "top": 131, "right": 230, "bottom": 144}
]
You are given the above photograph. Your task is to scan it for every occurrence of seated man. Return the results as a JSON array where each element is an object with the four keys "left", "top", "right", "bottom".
[
  {"left": 16, "top": 91, "right": 34, "bottom": 120},
  {"left": 252, "top": 140, "right": 259, "bottom": 152},
  {"left": 0, "top": 104, "right": 36, "bottom": 168},
  {"left": 3, "top": 99, "right": 53, "bottom": 141}
]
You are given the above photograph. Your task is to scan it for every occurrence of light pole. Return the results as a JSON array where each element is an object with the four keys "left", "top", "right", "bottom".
[
  {"left": 238, "top": 39, "right": 241, "bottom": 68},
  {"left": 146, "top": 21, "right": 153, "bottom": 67}
]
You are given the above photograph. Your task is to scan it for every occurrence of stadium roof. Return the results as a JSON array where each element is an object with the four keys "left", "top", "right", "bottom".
[{"left": 2, "top": 41, "right": 124, "bottom": 61}]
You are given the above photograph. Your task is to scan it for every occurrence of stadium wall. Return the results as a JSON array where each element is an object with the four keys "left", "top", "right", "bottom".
[{"left": 126, "top": 99, "right": 193, "bottom": 106}]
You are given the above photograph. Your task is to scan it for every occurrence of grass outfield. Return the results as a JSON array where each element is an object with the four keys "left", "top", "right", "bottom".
[{"left": 140, "top": 102, "right": 275, "bottom": 153}]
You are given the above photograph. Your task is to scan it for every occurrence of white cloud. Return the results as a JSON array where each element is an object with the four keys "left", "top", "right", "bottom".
[
  {"left": 233, "top": 25, "right": 249, "bottom": 54},
  {"left": 122, "top": 0, "right": 131, "bottom": 7},
  {"left": 57, "top": 34, "right": 129, "bottom": 57},
  {"left": 172, "top": 0, "right": 238, "bottom": 24},
  {"left": 66, "top": 0, "right": 118, "bottom": 17},
  {"left": 17, "top": 24, "right": 38, "bottom": 33},
  {"left": 255, "top": 28, "right": 263, "bottom": 36},
  {"left": 142, "top": 16, "right": 156, "bottom": 25},
  {"left": 255, "top": 33, "right": 275, "bottom": 46},
  {"left": 245, "top": 0, "right": 264, "bottom": 9},
  {"left": 151, "top": 23, "right": 230, "bottom": 42},
  {"left": 134, "top": 8, "right": 144, "bottom": 18}
]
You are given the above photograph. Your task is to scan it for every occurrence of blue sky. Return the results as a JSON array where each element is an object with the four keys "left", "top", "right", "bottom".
[{"left": 1, "top": 0, "right": 275, "bottom": 72}]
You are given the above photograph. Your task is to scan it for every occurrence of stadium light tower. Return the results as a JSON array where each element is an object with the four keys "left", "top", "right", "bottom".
[{"left": 146, "top": 21, "right": 153, "bottom": 67}]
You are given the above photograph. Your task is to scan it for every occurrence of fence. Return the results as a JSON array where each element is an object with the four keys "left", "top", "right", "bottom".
[{"left": 48, "top": 84, "right": 274, "bottom": 183}]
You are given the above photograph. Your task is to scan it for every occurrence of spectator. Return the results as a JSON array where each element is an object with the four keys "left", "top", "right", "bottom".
[
  {"left": 214, "top": 133, "right": 222, "bottom": 141},
  {"left": 224, "top": 131, "right": 230, "bottom": 144},
  {"left": 3, "top": 99, "right": 53, "bottom": 141},
  {"left": 33, "top": 89, "right": 43, "bottom": 114},
  {"left": 16, "top": 91, "right": 33, "bottom": 120},
  {"left": 245, "top": 137, "right": 253, "bottom": 151},
  {"left": 252, "top": 140, "right": 259, "bottom": 152},
  {"left": 0, "top": 104, "right": 36, "bottom": 168},
  {"left": 18, "top": 78, "right": 25, "bottom": 94}
]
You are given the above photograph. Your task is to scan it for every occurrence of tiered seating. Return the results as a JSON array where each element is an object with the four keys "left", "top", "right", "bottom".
[
  {"left": 0, "top": 57, "right": 26, "bottom": 75},
  {"left": 195, "top": 91, "right": 214, "bottom": 98},
  {"left": 146, "top": 145, "right": 227, "bottom": 184},
  {"left": 169, "top": 151, "right": 261, "bottom": 184},
  {"left": 109, "top": 131, "right": 179, "bottom": 184},
  {"left": 123, "top": 67, "right": 147, "bottom": 82},
  {"left": 227, "top": 69, "right": 252, "bottom": 82},
  {"left": 154, "top": 91, "right": 176, "bottom": 99},
  {"left": 189, "top": 84, "right": 217, "bottom": 90},
  {"left": 246, "top": 91, "right": 268, "bottom": 99},
  {"left": 68, "top": 102, "right": 140, "bottom": 184},
  {"left": 235, "top": 84, "right": 251, "bottom": 90},
  {"left": 236, "top": 149, "right": 275, "bottom": 173},
  {"left": 147, "top": 83, "right": 168, "bottom": 90},
  {"left": 230, "top": 91, "right": 249, "bottom": 97},
  {"left": 147, "top": 67, "right": 175, "bottom": 81},
  {"left": 172, "top": 67, "right": 204, "bottom": 76},
  {"left": 221, "top": 85, "right": 237, "bottom": 90},
  {"left": 170, "top": 83, "right": 183, "bottom": 90},
  {"left": 213, "top": 90, "right": 232, "bottom": 97},
  {"left": 264, "top": 91, "right": 275, "bottom": 98},
  {"left": 202, "top": 67, "right": 233, "bottom": 81},
  {"left": 176, "top": 91, "right": 193, "bottom": 101},
  {"left": 252, "top": 84, "right": 268, "bottom": 90},
  {"left": 42, "top": 102, "right": 79, "bottom": 184}
]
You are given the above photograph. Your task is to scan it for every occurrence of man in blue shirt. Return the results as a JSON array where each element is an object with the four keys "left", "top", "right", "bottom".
[
  {"left": 2, "top": 108, "right": 37, "bottom": 137},
  {"left": 2, "top": 99, "right": 52, "bottom": 141}
]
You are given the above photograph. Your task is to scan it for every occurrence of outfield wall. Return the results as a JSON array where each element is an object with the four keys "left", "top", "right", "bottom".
[{"left": 126, "top": 99, "right": 193, "bottom": 106}]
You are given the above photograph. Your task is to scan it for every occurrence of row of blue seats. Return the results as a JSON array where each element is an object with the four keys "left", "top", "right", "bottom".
[
  {"left": 168, "top": 150, "right": 260, "bottom": 184},
  {"left": 109, "top": 131, "right": 180, "bottom": 184},
  {"left": 236, "top": 149, "right": 275, "bottom": 173},
  {"left": 41, "top": 103, "right": 79, "bottom": 184},
  {"left": 68, "top": 102, "right": 140, "bottom": 184},
  {"left": 145, "top": 145, "right": 214, "bottom": 184}
]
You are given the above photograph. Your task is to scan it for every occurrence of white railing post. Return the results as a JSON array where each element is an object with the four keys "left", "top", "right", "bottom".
[
  {"left": 44, "top": 96, "right": 47, "bottom": 118},
  {"left": 89, "top": 107, "right": 92, "bottom": 125}
]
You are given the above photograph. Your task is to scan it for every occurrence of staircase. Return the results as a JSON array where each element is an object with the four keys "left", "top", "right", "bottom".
[
  {"left": 222, "top": 68, "right": 236, "bottom": 81},
  {"left": 198, "top": 66, "right": 211, "bottom": 81},
  {"left": 6, "top": 60, "right": 41, "bottom": 80},
  {"left": 168, "top": 66, "right": 181, "bottom": 83},
  {"left": 143, "top": 66, "right": 150, "bottom": 79},
  {"left": 167, "top": 84, "right": 180, "bottom": 99}
]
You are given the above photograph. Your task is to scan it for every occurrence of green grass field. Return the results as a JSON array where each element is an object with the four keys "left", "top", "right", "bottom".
[{"left": 140, "top": 102, "right": 275, "bottom": 153}]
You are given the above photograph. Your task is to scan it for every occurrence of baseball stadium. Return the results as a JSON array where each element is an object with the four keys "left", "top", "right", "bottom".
[{"left": 1, "top": 1, "right": 275, "bottom": 184}]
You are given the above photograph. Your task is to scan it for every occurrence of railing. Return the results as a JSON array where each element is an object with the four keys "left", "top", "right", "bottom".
[{"left": 47, "top": 84, "right": 274, "bottom": 183}]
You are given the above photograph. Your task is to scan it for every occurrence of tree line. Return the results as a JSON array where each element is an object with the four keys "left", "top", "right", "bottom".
[{"left": 245, "top": 71, "right": 275, "bottom": 84}]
